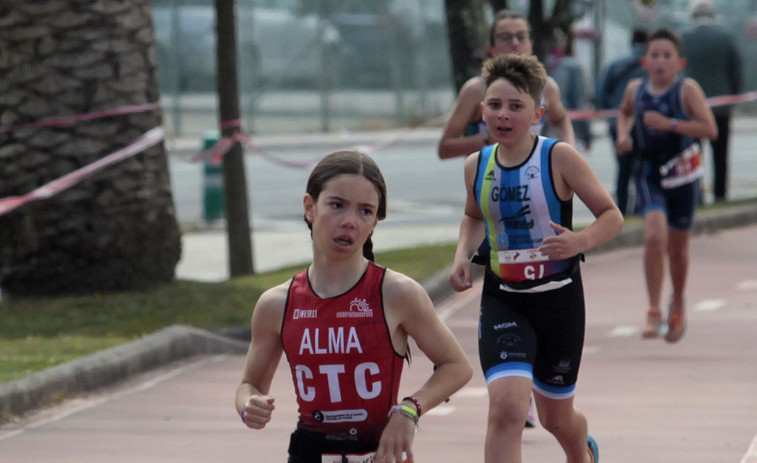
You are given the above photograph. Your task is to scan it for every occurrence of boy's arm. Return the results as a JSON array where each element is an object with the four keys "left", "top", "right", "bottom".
[
  {"left": 680, "top": 78, "right": 719, "bottom": 140},
  {"left": 438, "top": 77, "right": 487, "bottom": 160},
  {"left": 543, "top": 76, "right": 576, "bottom": 146},
  {"left": 449, "top": 153, "right": 485, "bottom": 292},
  {"left": 615, "top": 79, "right": 640, "bottom": 154},
  {"left": 458, "top": 153, "right": 485, "bottom": 256},
  {"left": 540, "top": 143, "right": 623, "bottom": 260}
]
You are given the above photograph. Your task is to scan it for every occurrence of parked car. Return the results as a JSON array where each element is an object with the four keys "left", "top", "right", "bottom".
[
  {"left": 330, "top": 4, "right": 451, "bottom": 89},
  {"left": 151, "top": 5, "right": 336, "bottom": 92}
]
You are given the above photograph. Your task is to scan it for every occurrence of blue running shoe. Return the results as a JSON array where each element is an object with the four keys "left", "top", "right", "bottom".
[{"left": 587, "top": 435, "right": 599, "bottom": 463}]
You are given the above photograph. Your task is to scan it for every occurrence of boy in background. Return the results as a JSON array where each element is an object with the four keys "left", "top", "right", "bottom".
[{"left": 615, "top": 28, "right": 717, "bottom": 342}]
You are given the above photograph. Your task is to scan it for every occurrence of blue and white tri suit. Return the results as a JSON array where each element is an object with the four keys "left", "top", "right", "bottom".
[
  {"left": 473, "top": 137, "right": 585, "bottom": 399},
  {"left": 468, "top": 95, "right": 548, "bottom": 261}
]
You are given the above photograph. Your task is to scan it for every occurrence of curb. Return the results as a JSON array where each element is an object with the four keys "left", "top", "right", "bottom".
[
  {"left": 2, "top": 203, "right": 756, "bottom": 422},
  {"left": 0, "top": 326, "right": 247, "bottom": 420}
]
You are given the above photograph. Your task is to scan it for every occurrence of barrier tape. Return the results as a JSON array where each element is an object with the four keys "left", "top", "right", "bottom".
[
  {"left": 192, "top": 130, "right": 323, "bottom": 169},
  {"left": 0, "top": 127, "right": 165, "bottom": 217},
  {"left": 195, "top": 89, "right": 757, "bottom": 169},
  {"left": 192, "top": 113, "right": 449, "bottom": 170},
  {"left": 0, "top": 103, "right": 160, "bottom": 134},
  {"left": 350, "top": 113, "right": 448, "bottom": 154},
  {"left": 3, "top": 89, "right": 756, "bottom": 217},
  {"left": 703, "top": 91, "right": 757, "bottom": 108},
  {"left": 567, "top": 90, "right": 757, "bottom": 121}
]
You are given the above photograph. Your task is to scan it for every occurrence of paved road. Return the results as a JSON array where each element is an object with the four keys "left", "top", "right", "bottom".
[
  {"left": 171, "top": 117, "right": 757, "bottom": 278},
  {"left": 3, "top": 224, "right": 757, "bottom": 462},
  {"left": 169, "top": 119, "right": 757, "bottom": 229}
]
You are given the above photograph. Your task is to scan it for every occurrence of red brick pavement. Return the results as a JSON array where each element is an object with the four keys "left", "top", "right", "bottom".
[{"left": 2, "top": 225, "right": 757, "bottom": 462}]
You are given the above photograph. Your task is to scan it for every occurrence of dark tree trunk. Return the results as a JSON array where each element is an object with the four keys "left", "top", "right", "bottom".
[
  {"left": 443, "top": 0, "right": 489, "bottom": 92},
  {"left": 443, "top": 0, "right": 576, "bottom": 68},
  {"left": 529, "top": 0, "right": 572, "bottom": 62},
  {"left": 487, "top": 0, "right": 508, "bottom": 13},
  {"left": 0, "top": 0, "right": 181, "bottom": 296},
  {"left": 215, "top": 0, "right": 254, "bottom": 276}
]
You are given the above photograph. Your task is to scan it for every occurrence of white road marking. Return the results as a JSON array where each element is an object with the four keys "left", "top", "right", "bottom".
[
  {"left": 583, "top": 345, "right": 601, "bottom": 354},
  {"left": 737, "top": 280, "right": 757, "bottom": 291},
  {"left": 694, "top": 299, "right": 727, "bottom": 312},
  {"left": 426, "top": 405, "right": 456, "bottom": 416},
  {"left": 608, "top": 325, "right": 640, "bottom": 337},
  {"left": 740, "top": 434, "right": 757, "bottom": 463}
]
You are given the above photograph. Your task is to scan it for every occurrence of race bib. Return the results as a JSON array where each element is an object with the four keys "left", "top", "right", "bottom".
[
  {"left": 659, "top": 144, "right": 703, "bottom": 189},
  {"left": 321, "top": 452, "right": 407, "bottom": 463},
  {"left": 496, "top": 248, "right": 550, "bottom": 283}
]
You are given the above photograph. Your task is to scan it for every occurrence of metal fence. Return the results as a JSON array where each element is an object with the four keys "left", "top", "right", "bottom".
[
  {"left": 151, "top": 0, "right": 757, "bottom": 138},
  {"left": 151, "top": 0, "right": 455, "bottom": 137}
]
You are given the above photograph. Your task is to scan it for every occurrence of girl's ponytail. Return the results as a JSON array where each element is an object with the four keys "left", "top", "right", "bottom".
[{"left": 362, "top": 235, "right": 375, "bottom": 261}]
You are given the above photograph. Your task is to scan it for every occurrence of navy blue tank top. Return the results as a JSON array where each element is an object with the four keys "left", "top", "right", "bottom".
[{"left": 633, "top": 78, "right": 695, "bottom": 164}]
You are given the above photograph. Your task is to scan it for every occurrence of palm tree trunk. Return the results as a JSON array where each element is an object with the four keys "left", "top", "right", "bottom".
[{"left": 0, "top": 0, "right": 181, "bottom": 296}]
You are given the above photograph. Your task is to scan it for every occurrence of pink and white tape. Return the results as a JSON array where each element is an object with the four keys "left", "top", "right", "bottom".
[
  {"left": 0, "top": 103, "right": 160, "bottom": 133},
  {"left": 567, "top": 91, "right": 757, "bottom": 121},
  {"left": 0, "top": 127, "right": 165, "bottom": 217}
]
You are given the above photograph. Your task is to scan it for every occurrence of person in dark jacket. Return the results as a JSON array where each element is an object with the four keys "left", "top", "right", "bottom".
[{"left": 682, "top": 0, "right": 743, "bottom": 202}]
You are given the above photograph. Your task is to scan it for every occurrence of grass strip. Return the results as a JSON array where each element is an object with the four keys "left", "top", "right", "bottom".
[{"left": 0, "top": 243, "right": 456, "bottom": 382}]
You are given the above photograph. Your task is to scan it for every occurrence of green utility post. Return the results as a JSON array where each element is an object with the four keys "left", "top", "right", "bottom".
[{"left": 202, "top": 130, "right": 225, "bottom": 222}]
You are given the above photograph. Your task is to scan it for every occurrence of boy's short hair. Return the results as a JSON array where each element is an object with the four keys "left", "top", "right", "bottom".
[
  {"left": 647, "top": 28, "right": 685, "bottom": 57},
  {"left": 488, "top": 9, "right": 530, "bottom": 45},
  {"left": 482, "top": 53, "right": 546, "bottom": 106}
]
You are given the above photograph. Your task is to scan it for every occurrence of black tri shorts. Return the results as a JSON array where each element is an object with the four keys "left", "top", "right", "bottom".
[{"left": 478, "top": 268, "right": 586, "bottom": 399}]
